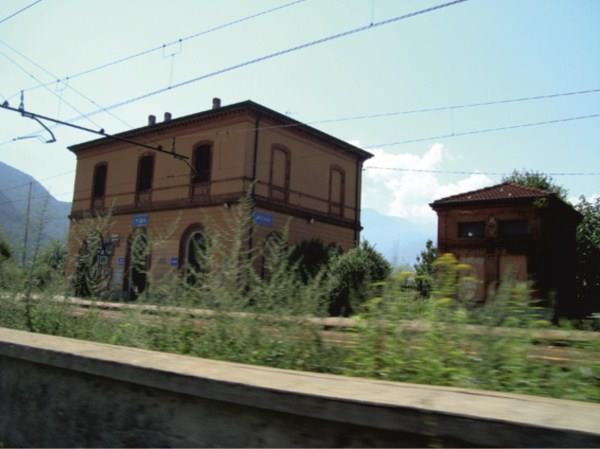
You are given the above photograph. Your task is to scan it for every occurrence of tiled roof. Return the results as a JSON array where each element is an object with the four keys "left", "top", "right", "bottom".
[{"left": 431, "top": 182, "right": 551, "bottom": 206}]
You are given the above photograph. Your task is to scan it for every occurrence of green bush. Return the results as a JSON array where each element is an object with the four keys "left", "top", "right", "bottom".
[
  {"left": 288, "top": 238, "right": 341, "bottom": 282},
  {"left": 327, "top": 241, "right": 391, "bottom": 316}
]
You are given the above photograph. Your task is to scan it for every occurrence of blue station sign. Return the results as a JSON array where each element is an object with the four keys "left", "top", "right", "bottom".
[
  {"left": 253, "top": 211, "right": 274, "bottom": 228},
  {"left": 133, "top": 214, "right": 149, "bottom": 227}
]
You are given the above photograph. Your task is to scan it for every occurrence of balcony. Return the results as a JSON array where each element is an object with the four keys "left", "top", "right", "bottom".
[
  {"left": 191, "top": 182, "right": 210, "bottom": 199},
  {"left": 136, "top": 189, "right": 152, "bottom": 207},
  {"left": 91, "top": 196, "right": 105, "bottom": 210},
  {"left": 269, "top": 185, "right": 289, "bottom": 203}
]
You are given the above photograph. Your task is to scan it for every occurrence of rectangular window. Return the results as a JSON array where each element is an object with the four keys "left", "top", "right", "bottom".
[
  {"left": 137, "top": 155, "right": 154, "bottom": 192},
  {"left": 499, "top": 219, "right": 528, "bottom": 237},
  {"left": 136, "top": 155, "right": 154, "bottom": 206},
  {"left": 458, "top": 221, "right": 485, "bottom": 238},
  {"left": 193, "top": 144, "right": 211, "bottom": 184},
  {"left": 92, "top": 163, "right": 108, "bottom": 200}
]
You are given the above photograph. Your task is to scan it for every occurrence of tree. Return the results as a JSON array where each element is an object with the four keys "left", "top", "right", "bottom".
[
  {"left": 288, "top": 238, "right": 341, "bottom": 282},
  {"left": 31, "top": 240, "right": 68, "bottom": 290},
  {"left": 502, "top": 170, "right": 568, "bottom": 200},
  {"left": 0, "top": 237, "right": 11, "bottom": 262},
  {"left": 414, "top": 239, "right": 438, "bottom": 297},
  {"left": 575, "top": 196, "right": 600, "bottom": 313},
  {"left": 328, "top": 241, "right": 391, "bottom": 316}
]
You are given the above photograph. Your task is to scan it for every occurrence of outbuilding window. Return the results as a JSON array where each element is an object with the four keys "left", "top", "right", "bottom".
[
  {"left": 458, "top": 221, "right": 485, "bottom": 238},
  {"left": 499, "top": 219, "right": 529, "bottom": 237}
]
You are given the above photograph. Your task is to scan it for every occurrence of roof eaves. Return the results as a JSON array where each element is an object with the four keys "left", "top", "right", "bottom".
[{"left": 68, "top": 100, "right": 373, "bottom": 160}]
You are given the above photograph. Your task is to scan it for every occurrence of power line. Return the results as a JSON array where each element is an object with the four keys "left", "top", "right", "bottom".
[
  {"left": 364, "top": 112, "right": 600, "bottom": 148},
  {"left": 0, "top": 169, "right": 75, "bottom": 194},
  {"left": 8, "top": 0, "right": 307, "bottom": 99},
  {"left": 8, "top": 85, "right": 600, "bottom": 146},
  {"left": 58, "top": 0, "right": 470, "bottom": 124},
  {"left": 0, "top": 0, "right": 42, "bottom": 26},
  {"left": 307, "top": 88, "right": 600, "bottom": 126},
  {"left": 0, "top": 49, "right": 104, "bottom": 129},
  {"left": 0, "top": 103, "right": 191, "bottom": 161},
  {"left": 363, "top": 166, "right": 600, "bottom": 176},
  {"left": 1, "top": 162, "right": 599, "bottom": 210},
  {"left": 0, "top": 40, "right": 132, "bottom": 128}
]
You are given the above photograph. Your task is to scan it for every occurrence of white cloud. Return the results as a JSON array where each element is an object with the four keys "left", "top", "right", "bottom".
[{"left": 357, "top": 142, "right": 493, "bottom": 223}]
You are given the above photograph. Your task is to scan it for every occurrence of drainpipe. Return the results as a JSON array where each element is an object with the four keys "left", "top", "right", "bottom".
[
  {"left": 247, "top": 112, "right": 261, "bottom": 255},
  {"left": 354, "top": 158, "right": 362, "bottom": 247}
]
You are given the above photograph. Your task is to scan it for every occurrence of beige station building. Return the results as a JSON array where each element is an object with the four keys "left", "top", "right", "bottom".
[{"left": 67, "top": 98, "right": 372, "bottom": 298}]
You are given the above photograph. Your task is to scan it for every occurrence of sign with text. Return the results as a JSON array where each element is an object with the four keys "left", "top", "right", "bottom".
[
  {"left": 253, "top": 211, "right": 274, "bottom": 228},
  {"left": 117, "top": 257, "right": 126, "bottom": 266},
  {"left": 170, "top": 256, "right": 179, "bottom": 267},
  {"left": 133, "top": 214, "right": 149, "bottom": 227}
]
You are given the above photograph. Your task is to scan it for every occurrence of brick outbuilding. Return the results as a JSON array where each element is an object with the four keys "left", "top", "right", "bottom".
[{"left": 430, "top": 182, "right": 582, "bottom": 317}]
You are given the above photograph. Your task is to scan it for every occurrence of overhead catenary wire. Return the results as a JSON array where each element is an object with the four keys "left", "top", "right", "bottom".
[
  {"left": 363, "top": 112, "right": 600, "bottom": 148},
  {"left": 0, "top": 0, "right": 42, "bottom": 26},
  {"left": 363, "top": 166, "right": 600, "bottom": 176},
  {"left": 0, "top": 107, "right": 598, "bottom": 198},
  {"left": 0, "top": 49, "right": 104, "bottom": 129},
  {"left": 0, "top": 163, "right": 598, "bottom": 211},
  {"left": 52, "top": 0, "right": 470, "bottom": 125},
  {"left": 5, "top": 86, "right": 600, "bottom": 146},
  {"left": 0, "top": 169, "right": 76, "bottom": 194},
  {"left": 0, "top": 40, "right": 132, "bottom": 129},
  {"left": 0, "top": 103, "right": 190, "bottom": 161},
  {"left": 7, "top": 0, "right": 307, "bottom": 99}
]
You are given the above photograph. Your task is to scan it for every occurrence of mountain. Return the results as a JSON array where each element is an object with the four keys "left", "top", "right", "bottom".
[
  {"left": 361, "top": 208, "right": 436, "bottom": 266},
  {"left": 0, "top": 162, "right": 71, "bottom": 252}
]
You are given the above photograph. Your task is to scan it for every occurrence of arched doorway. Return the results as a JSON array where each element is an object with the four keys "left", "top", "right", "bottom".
[
  {"left": 73, "top": 231, "right": 110, "bottom": 297},
  {"left": 125, "top": 228, "right": 151, "bottom": 300},
  {"left": 180, "top": 224, "right": 207, "bottom": 285},
  {"left": 261, "top": 231, "right": 284, "bottom": 280}
]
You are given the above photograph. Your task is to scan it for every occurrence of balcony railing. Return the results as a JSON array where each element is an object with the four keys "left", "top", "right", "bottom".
[
  {"left": 191, "top": 182, "right": 210, "bottom": 199},
  {"left": 91, "top": 197, "right": 105, "bottom": 209},
  {"left": 136, "top": 189, "right": 152, "bottom": 207},
  {"left": 73, "top": 177, "right": 358, "bottom": 223},
  {"left": 269, "top": 185, "right": 288, "bottom": 203}
]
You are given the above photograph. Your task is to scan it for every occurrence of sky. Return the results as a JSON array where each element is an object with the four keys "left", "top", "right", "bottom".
[{"left": 0, "top": 0, "right": 598, "bottom": 225}]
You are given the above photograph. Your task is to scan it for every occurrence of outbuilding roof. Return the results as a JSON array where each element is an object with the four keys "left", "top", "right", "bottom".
[{"left": 431, "top": 182, "right": 552, "bottom": 206}]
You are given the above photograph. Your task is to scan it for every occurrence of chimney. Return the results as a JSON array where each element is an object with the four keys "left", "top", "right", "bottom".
[
  {"left": 164, "top": 112, "right": 172, "bottom": 122},
  {"left": 212, "top": 97, "right": 221, "bottom": 109},
  {"left": 148, "top": 114, "right": 156, "bottom": 126}
]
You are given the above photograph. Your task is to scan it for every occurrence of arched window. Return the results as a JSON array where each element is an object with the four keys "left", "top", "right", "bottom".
[
  {"left": 180, "top": 224, "right": 208, "bottom": 285},
  {"left": 329, "top": 166, "right": 345, "bottom": 217},
  {"left": 269, "top": 146, "right": 290, "bottom": 202},
  {"left": 91, "top": 163, "right": 107, "bottom": 209},
  {"left": 136, "top": 154, "right": 154, "bottom": 206},
  {"left": 191, "top": 143, "right": 212, "bottom": 197}
]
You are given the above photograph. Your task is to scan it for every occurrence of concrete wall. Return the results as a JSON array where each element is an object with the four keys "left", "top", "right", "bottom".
[{"left": 1, "top": 328, "right": 599, "bottom": 448}]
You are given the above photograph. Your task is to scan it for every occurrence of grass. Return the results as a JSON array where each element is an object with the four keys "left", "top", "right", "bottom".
[{"left": 0, "top": 196, "right": 598, "bottom": 403}]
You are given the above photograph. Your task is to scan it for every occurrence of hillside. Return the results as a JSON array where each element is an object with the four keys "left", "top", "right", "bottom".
[
  {"left": 361, "top": 208, "right": 435, "bottom": 266},
  {"left": 0, "top": 162, "right": 71, "bottom": 252}
]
